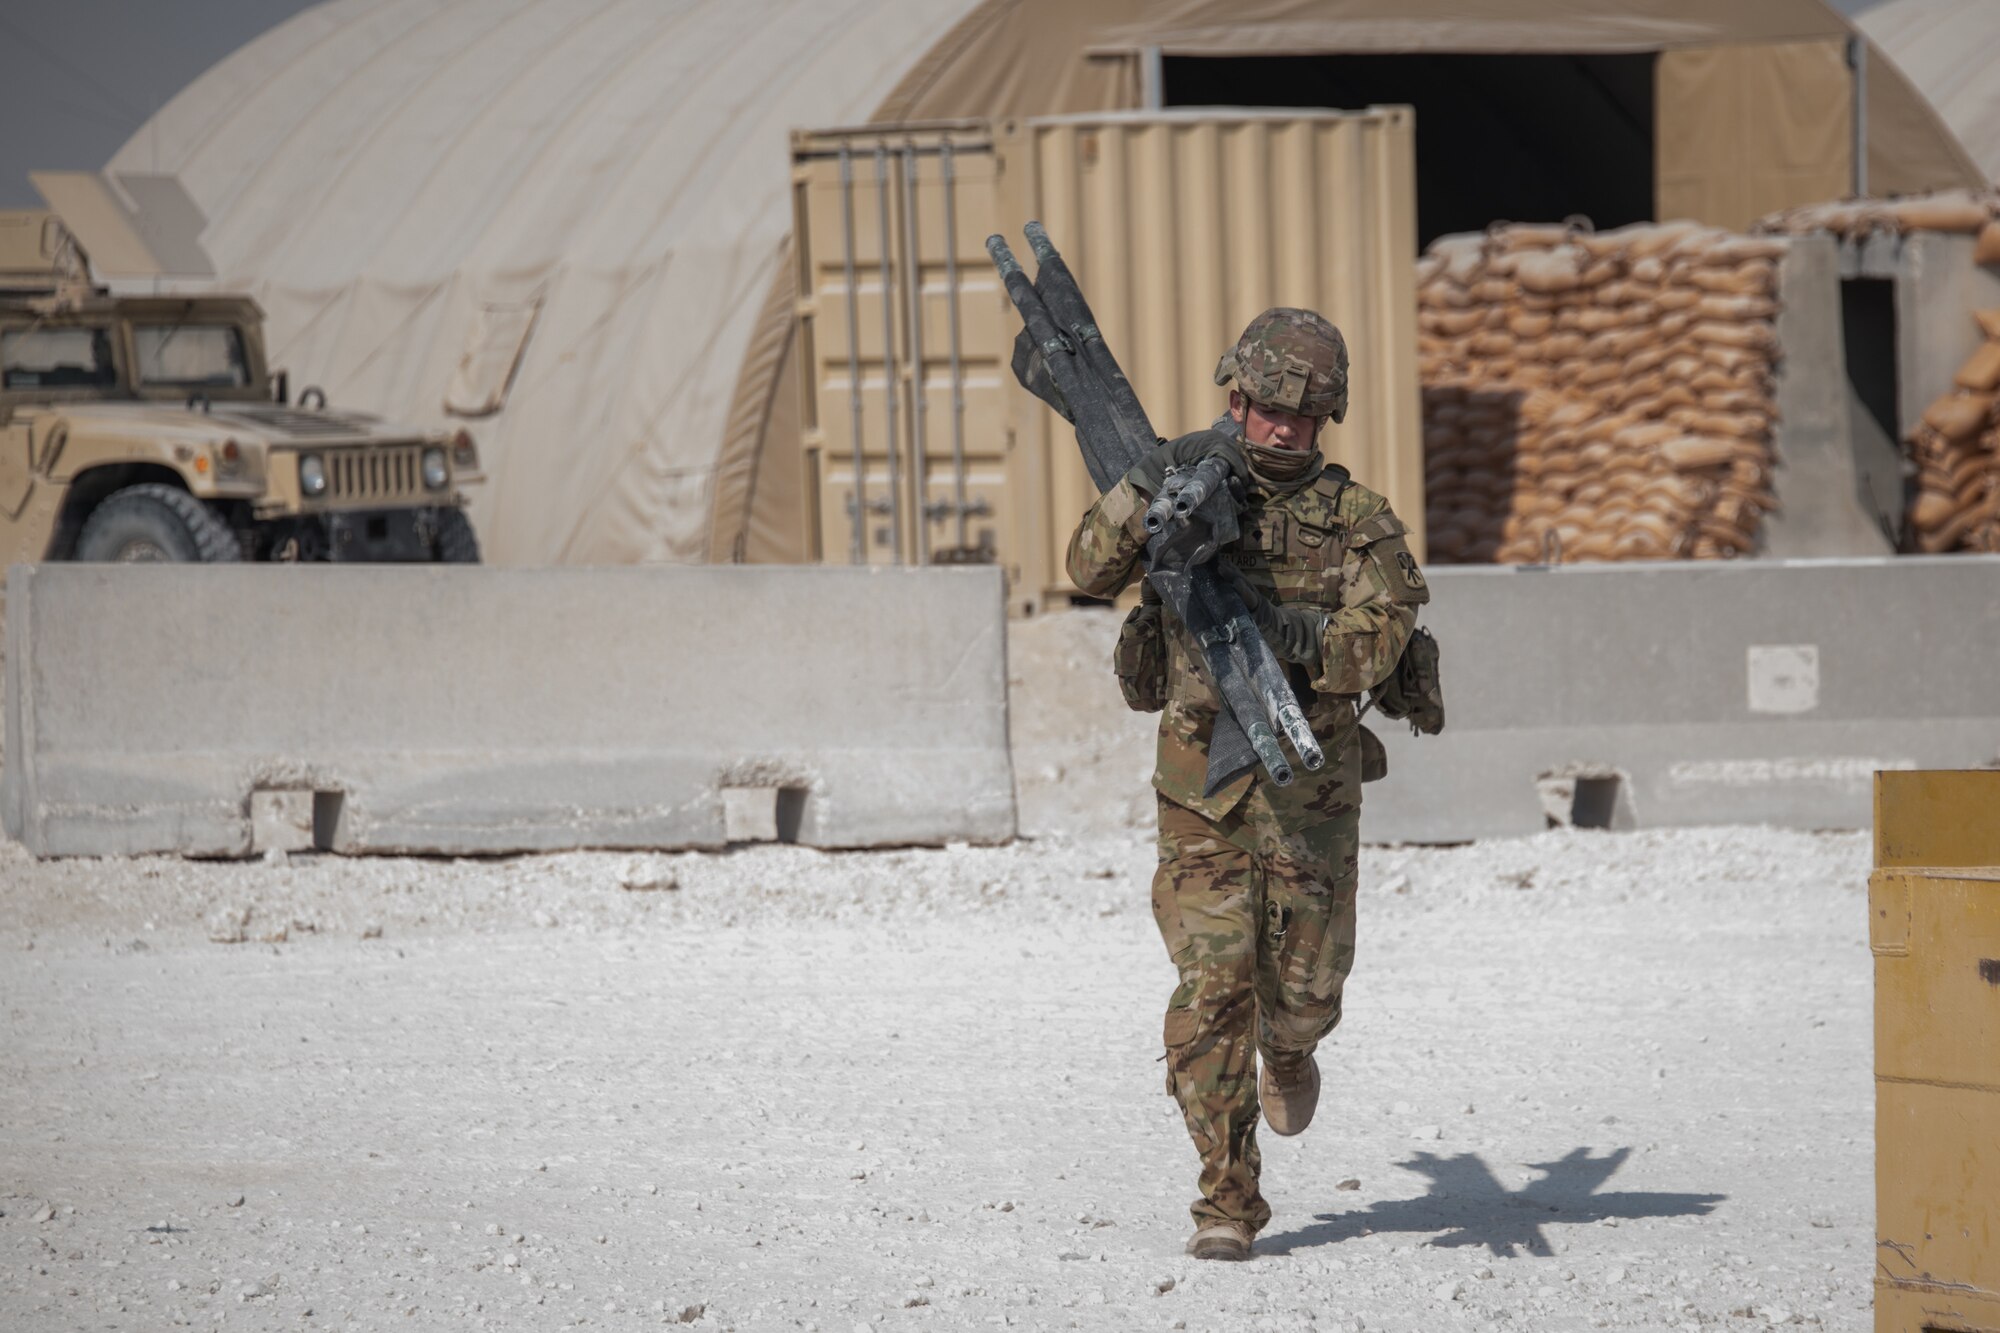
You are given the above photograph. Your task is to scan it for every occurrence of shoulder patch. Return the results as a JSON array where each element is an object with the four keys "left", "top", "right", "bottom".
[{"left": 1387, "top": 546, "right": 1428, "bottom": 598}]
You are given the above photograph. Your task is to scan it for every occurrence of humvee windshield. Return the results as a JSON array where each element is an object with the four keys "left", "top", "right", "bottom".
[
  {"left": 2, "top": 325, "right": 116, "bottom": 389},
  {"left": 133, "top": 322, "right": 251, "bottom": 388}
]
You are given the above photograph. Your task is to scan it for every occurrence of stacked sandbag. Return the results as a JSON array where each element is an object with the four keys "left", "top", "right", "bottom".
[
  {"left": 1757, "top": 186, "right": 2000, "bottom": 262},
  {"left": 1904, "top": 308, "right": 2000, "bottom": 554},
  {"left": 1418, "top": 221, "right": 1784, "bottom": 565}
]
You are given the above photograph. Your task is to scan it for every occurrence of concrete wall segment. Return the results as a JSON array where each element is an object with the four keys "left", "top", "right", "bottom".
[
  {"left": 1837, "top": 230, "right": 2000, "bottom": 438},
  {"left": 1763, "top": 233, "right": 1896, "bottom": 559},
  {"left": 10, "top": 557, "right": 1994, "bottom": 855},
  {"left": 3, "top": 564, "right": 1016, "bottom": 858},
  {"left": 1366, "top": 556, "right": 2000, "bottom": 842}
]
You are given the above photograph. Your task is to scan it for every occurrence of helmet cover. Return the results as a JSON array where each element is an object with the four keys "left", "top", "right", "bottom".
[{"left": 1214, "top": 307, "right": 1349, "bottom": 423}]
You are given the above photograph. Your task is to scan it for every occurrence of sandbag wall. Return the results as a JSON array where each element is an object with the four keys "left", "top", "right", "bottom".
[
  {"left": 1418, "top": 223, "right": 1786, "bottom": 565},
  {"left": 1905, "top": 311, "right": 2000, "bottom": 553},
  {"left": 1757, "top": 187, "right": 2000, "bottom": 260}
]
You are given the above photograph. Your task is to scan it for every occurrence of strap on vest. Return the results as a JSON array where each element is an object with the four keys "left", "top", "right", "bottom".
[{"left": 1349, "top": 510, "right": 1409, "bottom": 545}]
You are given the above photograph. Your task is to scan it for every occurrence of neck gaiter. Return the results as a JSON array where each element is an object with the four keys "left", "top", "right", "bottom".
[{"left": 1243, "top": 441, "right": 1325, "bottom": 493}]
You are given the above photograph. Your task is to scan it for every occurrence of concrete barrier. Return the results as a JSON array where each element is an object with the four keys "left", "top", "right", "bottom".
[
  {"left": 1764, "top": 234, "right": 1899, "bottom": 558},
  {"left": 3, "top": 565, "right": 1015, "bottom": 857},
  {"left": 1848, "top": 230, "right": 2000, "bottom": 442},
  {"left": 1763, "top": 231, "right": 2000, "bottom": 559},
  {"left": 1367, "top": 556, "right": 2000, "bottom": 842}
]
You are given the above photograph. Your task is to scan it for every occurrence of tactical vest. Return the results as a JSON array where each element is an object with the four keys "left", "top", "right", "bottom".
[
  {"left": 1158, "top": 468, "right": 1373, "bottom": 737},
  {"left": 1122, "top": 469, "right": 1417, "bottom": 826}
]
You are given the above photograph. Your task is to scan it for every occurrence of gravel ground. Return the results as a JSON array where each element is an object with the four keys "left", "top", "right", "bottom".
[
  {"left": 0, "top": 823, "right": 1873, "bottom": 1332},
  {"left": 0, "top": 612, "right": 1877, "bottom": 1331}
]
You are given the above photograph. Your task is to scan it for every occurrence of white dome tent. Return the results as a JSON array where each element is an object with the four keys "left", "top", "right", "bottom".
[{"left": 109, "top": 0, "right": 983, "bottom": 564}]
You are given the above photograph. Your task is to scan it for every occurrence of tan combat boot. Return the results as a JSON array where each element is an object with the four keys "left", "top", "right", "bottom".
[
  {"left": 1259, "top": 1052, "right": 1320, "bottom": 1136},
  {"left": 1185, "top": 1220, "right": 1253, "bottom": 1261}
]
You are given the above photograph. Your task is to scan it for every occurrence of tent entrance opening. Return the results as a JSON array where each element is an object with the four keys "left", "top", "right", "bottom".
[{"left": 1163, "top": 53, "right": 1656, "bottom": 249}]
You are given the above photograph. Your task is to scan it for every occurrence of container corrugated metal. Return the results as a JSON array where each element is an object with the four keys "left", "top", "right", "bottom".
[
  {"left": 1870, "top": 770, "right": 2000, "bottom": 1333},
  {"left": 997, "top": 108, "right": 1421, "bottom": 603},
  {"left": 792, "top": 108, "right": 1421, "bottom": 611}
]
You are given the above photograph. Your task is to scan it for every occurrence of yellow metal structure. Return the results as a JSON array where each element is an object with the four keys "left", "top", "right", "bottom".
[
  {"left": 1871, "top": 770, "right": 2000, "bottom": 1333},
  {"left": 792, "top": 122, "right": 1010, "bottom": 574},
  {"left": 791, "top": 108, "right": 1420, "bottom": 613}
]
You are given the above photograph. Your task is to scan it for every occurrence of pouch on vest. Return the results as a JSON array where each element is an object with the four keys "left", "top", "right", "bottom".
[
  {"left": 1369, "top": 625, "right": 1445, "bottom": 736},
  {"left": 1113, "top": 593, "right": 1168, "bottom": 713},
  {"left": 1358, "top": 722, "right": 1389, "bottom": 783}
]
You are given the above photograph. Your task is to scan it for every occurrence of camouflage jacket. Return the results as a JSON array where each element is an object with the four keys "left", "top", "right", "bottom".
[{"left": 1066, "top": 463, "right": 1427, "bottom": 825}]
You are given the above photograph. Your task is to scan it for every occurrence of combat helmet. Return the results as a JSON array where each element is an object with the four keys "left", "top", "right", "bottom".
[{"left": 1214, "top": 307, "right": 1349, "bottom": 423}]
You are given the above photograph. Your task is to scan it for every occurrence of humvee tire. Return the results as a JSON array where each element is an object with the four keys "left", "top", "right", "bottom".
[
  {"left": 432, "top": 507, "right": 480, "bottom": 563},
  {"left": 75, "top": 484, "right": 243, "bottom": 563}
]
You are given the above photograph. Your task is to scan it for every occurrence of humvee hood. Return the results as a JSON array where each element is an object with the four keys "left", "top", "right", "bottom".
[{"left": 46, "top": 400, "right": 432, "bottom": 446}]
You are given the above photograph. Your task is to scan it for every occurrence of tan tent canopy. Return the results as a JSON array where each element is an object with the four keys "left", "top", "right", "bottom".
[
  {"left": 113, "top": 0, "right": 1979, "bottom": 566},
  {"left": 882, "top": 0, "right": 1976, "bottom": 193}
]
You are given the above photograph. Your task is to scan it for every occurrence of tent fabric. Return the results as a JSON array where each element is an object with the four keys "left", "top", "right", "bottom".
[
  {"left": 1851, "top": 37, "right": 1981, "bottom": 197},
  {"left": 1656, "top": 39, "right": 1854, "bottom": 233},
  {"left": 874, "top": 0, "right": 1140, "bottom": 125},
  {"left": 1845, "top": 0, "right": 2000, "bottom": 183},
  {"left": 112, "top": 0, "right": 1982, "bottom": 566},
  {"left": 888, "top": 0, "right": 1977, "bottom": 197},
  {"left": 708, "top": 236, "right": 805, "bottom": 564},
  {"left": 108, "top": 0, "right": 982, "bottom": 565},
  {"left": 1089, "top": 0, "right": 1902, "bottom": 54}
]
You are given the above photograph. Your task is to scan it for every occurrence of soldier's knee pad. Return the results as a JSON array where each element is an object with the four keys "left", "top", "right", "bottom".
[{"left": 1263, "top": 1002, "right": 1339, "bottom": 1048}]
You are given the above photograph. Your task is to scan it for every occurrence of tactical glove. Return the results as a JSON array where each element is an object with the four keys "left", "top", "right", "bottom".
[
  {"left": 1123, "top": 438, "right": 1175, "bottom": 497},
  {"left": 1218, "top": 560, "right": 1326, "bottom": 669},
  {"left": 1164, "top": 428, "right": 1250, "bottom": 490},
  {"left": 1122, "top": 429, "right": 1250, "bottom": 498}
]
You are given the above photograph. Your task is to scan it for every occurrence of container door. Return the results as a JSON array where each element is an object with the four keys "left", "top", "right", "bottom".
[{"left": 790, "top": 125, "right": 1010, "bottom": 571}]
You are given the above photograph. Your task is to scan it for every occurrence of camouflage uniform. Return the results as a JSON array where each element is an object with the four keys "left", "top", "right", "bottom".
[{"left": 1066, "top": 426, "right": 1426, "bottom": 1236}]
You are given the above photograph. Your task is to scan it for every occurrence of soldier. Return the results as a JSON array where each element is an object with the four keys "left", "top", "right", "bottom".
[{"left": 1066, "top": 308, "right": 1429, "bottom": 1262}]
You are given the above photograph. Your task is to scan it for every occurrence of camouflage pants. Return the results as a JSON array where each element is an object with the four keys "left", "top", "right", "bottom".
[{"left": 1151, "top": 791, "right": 1360, "bottom": 1234}]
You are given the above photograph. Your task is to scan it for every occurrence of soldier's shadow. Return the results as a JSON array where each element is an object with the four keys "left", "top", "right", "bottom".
[{"left": 1258, "top": 1146, "right": 1725, "bottom": 1258}]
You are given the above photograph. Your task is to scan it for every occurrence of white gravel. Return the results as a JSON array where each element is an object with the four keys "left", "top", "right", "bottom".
[
  {"left": 0, "top": 612, "right": 1875, "bottom": 1330},
  {"left": 0, "top": 822, "right": 1872, "bottom": 1332}
]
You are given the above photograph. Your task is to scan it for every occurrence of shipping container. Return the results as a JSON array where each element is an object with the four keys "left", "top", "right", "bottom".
[{"left": 791, "top": 107, "right": 1420, "bottom": 611}]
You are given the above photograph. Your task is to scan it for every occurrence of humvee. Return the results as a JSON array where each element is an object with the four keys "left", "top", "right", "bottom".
[{"left": 0, "top": 202, "right": 481, "bottom": 565}]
